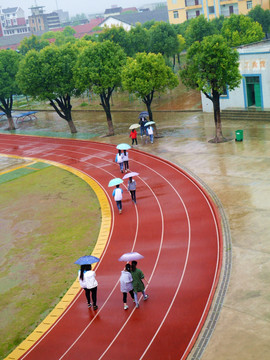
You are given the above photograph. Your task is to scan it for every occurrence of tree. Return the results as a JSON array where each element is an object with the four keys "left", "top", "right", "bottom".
[
  {"left": 97, "top": 26, "right": 130, "bottom": 55},
  {"left": 0, "top": 50, "right": 21, "bottom": 130},
  {"left": 248, "top": 5, "right": 270, "bottom": 38},
  {"left": 17, "top": 44, "right": 80, "bottom": 133},
  {"left": 221, "top": 14, "right": 264, "bottom": 46},
  {"left": 149, "top": 22, "right": 179, "bottom": 58},
  {"left": 42, "top": 27, "right": 76, "bottom": 46},
  {"left": 18, "top": 35, "right": 49, "bottom": 55},
  {"left": 122, "top": 52, "right": 179, "bottom": 123},
  {"left": 210, "top": 15, "right": 225, "bottom": 33},
  {"left": 175, "top": 34, "right": 185, "bottom": 66},
  {"left": 184, "top": 15, "right": 216, "bottom": 47},
  {"left": 74, "top": 41, "right": 126, "bottom": 136},
  {"left": 128, "top": 24, "right": 150, "bottom": 56},
  {"left": 180, "top": 35, "right": 242, "bottom": 143}
]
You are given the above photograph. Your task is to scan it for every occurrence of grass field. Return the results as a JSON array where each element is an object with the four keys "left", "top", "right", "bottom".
[{"left": 0, "top": 164, "right": 101, "bottom": 359}]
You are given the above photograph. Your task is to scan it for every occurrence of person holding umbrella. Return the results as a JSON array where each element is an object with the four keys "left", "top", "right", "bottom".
[
  {"left": 128, "top": 176, "right": 136, "bottom": 204},
  {"left": 78, "top": 263, "right": 98, "bottom": 310},
  {"left": 129, "top": 128, "right": 138, "bottom": 146},
  {"left": 123, "top": 172, "right": 139, "bottom": 204},
  {"left": 131, "top": 260, "right": 149, "bottom": 308},
  {"left": 112, "top": 184, "right": 123, "bottom": 214},
  {"left": 147, "top": 125, "right": 154, "bottom": 144},
  {"left": 115, "top": 149, "right": 124, "bottom": 173},
  {"left": 123, "top": 150, "right": 129, "bottom": 172},
  {"left": 120, "top": 263, "right": 135, "bottom": 310}
]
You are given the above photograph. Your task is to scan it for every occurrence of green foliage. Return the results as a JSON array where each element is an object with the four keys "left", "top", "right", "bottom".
[
  {"left": 0, "top": 50, "right": 21, "bottom": 100},
  {"left": 185, "top": 15, "right": 217, "bottom": 47},
  {"left": 128, "top": 24, "right": 150, "bottom": 56},
  {"left": 149, "top": 22, "right": 179, "bottom": 57},
  {"left": 122, "top": 52, "right": 179, "bottom": 99},
  {"left": 17, "top": 44, "right": 79, "bottom": 100},
  {"left": 172, "top": 21, "right": 190, "bottom": 36},
  {"left": 248, "top": 5, "right": 270, "bottom": 36},
  {"left": 210, "top": 15, "right": 225, "bottom": 33},
  {"left": 98, "top": 26, "right": 130, "bottom": 55},
  {"left": 142, "top": 20, "right": 155, "bottom": 30},
  {"left": 177, "top": 34, "right": 186, "bottom": 53},
  {"left": 18, "top": 35, "right": 49, "bottom": 55},
  {"left": 74, "top": 40, "right": 126, "bottom": 96},
  {"left": 221, "top": 14, "right": 264, "bottom": 46},
  {"left": 41, "top": 27, "right": 77, "bottom": 47},
  {"left": 180, "top": 35, "right": 241, "bottom": 97}
]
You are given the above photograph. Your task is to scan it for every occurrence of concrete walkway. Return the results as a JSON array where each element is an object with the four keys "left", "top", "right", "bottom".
[{"left": 98, "top": 112, "right": 270, "bottom": 360}]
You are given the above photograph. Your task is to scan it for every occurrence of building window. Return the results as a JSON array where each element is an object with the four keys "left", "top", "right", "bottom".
[
  {"left": 247, "top": 1, "right": 252, "bottom": 9},
  {"left": 173, "top": 11, "right": 179, "bottom": 18},
  {"left": 172, "top": 0, "right": 177, "bottom": 3},
  {"left": 209, "top": 6, "right": 215, "bottom": 14}
]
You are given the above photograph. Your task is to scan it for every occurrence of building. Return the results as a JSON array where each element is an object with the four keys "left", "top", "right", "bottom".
[
  {"left": 0, "top": 7, "right": 30, "bottom": 37},
  {"left": 100, "top": 7, "right": 169, "bottom": 30},
  {"left": 167, "top": 0, "right": 270, "bottom": 24},
  {"left": 54, "top": 9, "right": 69, "bottom": 24},
  {"left": 28, "top": 6, "right": 61, "bottom": 33},
  {"left": 201, "top": 40, "right": 270, "bottom": 111},
  {"left": 104, "top": 7, "right": 123, "bottom": 18}
]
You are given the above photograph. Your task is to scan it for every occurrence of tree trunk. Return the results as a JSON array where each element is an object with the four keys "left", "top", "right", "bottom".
[
  {"left": 209, "top": 91, "right": 226, "bottom": 143},
  {"left": 49, "top": 95, "right": 77, "bottom": 134},
  {"left": 67, "top": 120, "right": 77, "bottom": 134},
  {"left": 7, "top": 115, "right": 16, "bottom": 131},
  {"left": 143, "top": 92, "right": 160, "bottom": 138},
  {"left": 100, "top": 91, "right": 114, "bottom": 136},
  {"left": 0, "top": 96, "right": 15, "bottom": 130}
]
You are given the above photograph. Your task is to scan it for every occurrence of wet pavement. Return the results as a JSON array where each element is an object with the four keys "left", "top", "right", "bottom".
[{"left": 1, "top": 110, "right": 270, "bottom": 359}]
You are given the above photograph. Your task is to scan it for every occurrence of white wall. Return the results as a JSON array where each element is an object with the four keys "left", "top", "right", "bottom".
[
  {"left": 201, "top": 51, "right": 270, "bottom": 112},
  {"left": 100, "top": 17, "right": 132, "bottom": 31}
]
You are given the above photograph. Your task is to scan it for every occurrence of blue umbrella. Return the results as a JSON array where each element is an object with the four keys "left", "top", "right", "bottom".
[
  {"left": 116, "top": 143, "right": 131, "bottom": 150},
  {"left": 74, "top": 255, "right": 100, "bottom": 265},
  {"left": 138, "top": 111, "right": 149, "bottom": 118},
  {"left": 108, "top": 178, "right": 123, "bottom": 187}
]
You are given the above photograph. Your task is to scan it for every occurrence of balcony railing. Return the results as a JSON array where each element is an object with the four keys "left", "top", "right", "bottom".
[
  {"left": 185, "top": 0, "right": 202, "bottom": 6},
  {"left": 220, "top": 8, "right": 239, "bottom": 16}
]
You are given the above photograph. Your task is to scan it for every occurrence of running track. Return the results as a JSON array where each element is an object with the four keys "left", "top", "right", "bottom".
[{"left": 0, "top": 134, "right": 222, "bottom": 360}]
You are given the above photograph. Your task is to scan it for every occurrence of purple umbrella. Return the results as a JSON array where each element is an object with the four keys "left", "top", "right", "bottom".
[
  {"left": 122, "top": 172, "right": 139, "bottom": 180},
  {"left": 118, "top": 252, "right": 144, "bottom": 262}
]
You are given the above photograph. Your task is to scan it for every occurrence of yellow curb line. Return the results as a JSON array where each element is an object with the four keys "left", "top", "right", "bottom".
[{"left": 1, "top": 154, "right": 111, "bottom": 360}]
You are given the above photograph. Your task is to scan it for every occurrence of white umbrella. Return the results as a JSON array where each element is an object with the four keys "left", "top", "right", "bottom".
[
  {"left": 144, "top": 121, "right": 155, "bottom": 127},
  {"left": 118, "top": 252, "right": 144, "bottom": 262},
  {"left": 122, "top": 172, "right": 139, "bottom": 179},
  {"left": 129, "top": 124, "right": 140, "bottom": 130}
]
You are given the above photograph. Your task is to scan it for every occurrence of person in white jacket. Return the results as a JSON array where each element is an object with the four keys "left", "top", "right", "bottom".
[
  {"left": 147, "top": 125, "right": 154, "bottom": 143},
  {"left": 120, "top": 263, "right": 134, "bottom": 310},
  {"left": 112, "top": 184, "right": 123, "bottom": 214},
  {"left": 78, "top": 264, "right": 98, "bottom": 310}
]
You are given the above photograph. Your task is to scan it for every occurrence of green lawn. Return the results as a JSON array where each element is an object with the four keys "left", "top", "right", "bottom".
[{"left": 0, "top": 165, "right": 101, "bottom": 358}]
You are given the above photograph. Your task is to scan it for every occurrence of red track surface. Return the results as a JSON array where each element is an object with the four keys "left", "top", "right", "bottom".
[{"left": 0, "top": 134, "right": 222, "bottom": 360}]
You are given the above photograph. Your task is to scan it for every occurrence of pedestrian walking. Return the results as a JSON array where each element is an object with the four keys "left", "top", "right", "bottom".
[
  {"left": 139, "top": 117, "right": 147, "bottom": 136},
  {"left": 78, "top": 264, "right": 98, "bottom": 310},
  {"left": 131, "top": 260, "right": 148, "bottom": 308},
  {"left": 120, "top": 263, "right": 135, "bottom": 310},
  {"left": 112, "top": 184, "right": 123, "bottom": 214},
  {"left": 129, "top": 129, "right": 138, "bottom": 146},
  {"left": 127, "top": 176, "right": 136, "bottom": 204},
  {"left": 147, "top": 125, "right": 154, "bottom": 144},
  {"left": 115, "top": 150, "right": 124, "bottom": 173},
  {"left": 123, "top": 150, "right": 129, "bottom": 172}
]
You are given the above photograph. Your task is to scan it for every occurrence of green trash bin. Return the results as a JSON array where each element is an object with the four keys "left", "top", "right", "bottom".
[{"left": 235, "top": 130, "right": 243, "bottom": 141}]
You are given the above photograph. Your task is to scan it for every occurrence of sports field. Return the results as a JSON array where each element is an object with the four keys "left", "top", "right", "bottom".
[{"left": 0, "top": 161, "right": 101, "bottom": 358}]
